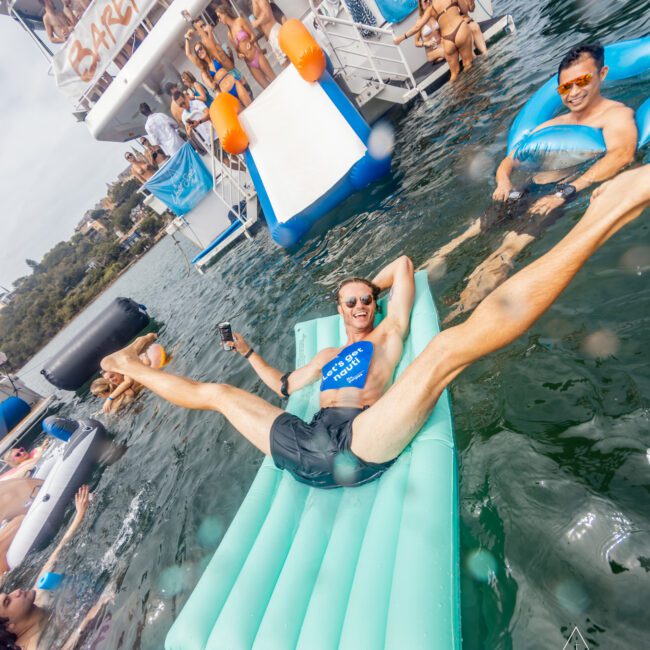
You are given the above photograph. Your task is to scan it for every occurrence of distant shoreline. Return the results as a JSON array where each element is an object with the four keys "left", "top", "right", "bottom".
[{"left": 16, "top": 234, "right": 168, "bottom": 380}]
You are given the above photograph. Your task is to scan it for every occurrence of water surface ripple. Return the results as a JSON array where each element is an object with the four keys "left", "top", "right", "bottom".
[{"left": 14, "top": 2, "right": 650, "bottom": 647}]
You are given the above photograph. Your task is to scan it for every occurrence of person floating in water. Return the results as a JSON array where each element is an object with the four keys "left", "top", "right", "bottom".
[
  {"left": 423, "top": 43, "right": 638, "bottom": 322},
  {"left": 90, "top": 333, "right": 158, "bottom": 414},
  {"left": 0, "top": 486, "right": 110, "bottom": 650},
  {"left": 99, "top": 165, "right": 650, "bottom": 488}
]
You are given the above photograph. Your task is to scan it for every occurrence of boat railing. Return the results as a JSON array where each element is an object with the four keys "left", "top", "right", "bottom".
[
  {"left": 42, "top": 0, "right": 171, "bottom": 113},
  {"left": 208, "top": 128, "right": 255, "bottom": 239},
  {"left": 308, "top": 0, "right": 426, "bottom": 105}
]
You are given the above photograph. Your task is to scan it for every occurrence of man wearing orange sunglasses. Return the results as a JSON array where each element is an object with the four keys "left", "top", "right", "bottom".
[
  {"left": 494, "top": 43, "right": 637, "bottom": 213},
  {"left": 423, "top": 43, "right": 638, "bottom": 323}
]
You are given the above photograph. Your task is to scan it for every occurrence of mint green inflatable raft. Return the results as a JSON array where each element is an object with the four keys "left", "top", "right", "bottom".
[{"left": 165, "top": 272, "right": 460, "bottom": 649}]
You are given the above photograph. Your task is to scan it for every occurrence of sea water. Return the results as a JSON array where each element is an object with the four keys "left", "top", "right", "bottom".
[{"left": 11, "top": 1, "right": 650, "bottom": 647}]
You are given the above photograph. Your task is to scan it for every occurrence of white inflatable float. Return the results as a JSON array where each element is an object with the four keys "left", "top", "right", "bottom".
[{"left": 6, "top": 417, "right": 107, "bottom": 569}]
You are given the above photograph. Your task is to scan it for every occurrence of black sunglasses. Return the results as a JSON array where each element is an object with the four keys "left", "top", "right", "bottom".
[{"left": 343, "top": 294, "right": 374, "bottom": 309}]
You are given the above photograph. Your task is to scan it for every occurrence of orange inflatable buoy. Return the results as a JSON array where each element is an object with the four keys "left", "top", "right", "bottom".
[
  {"left": 209, "top": 93, "right": 249, "bottom": 155},
  {"left": 278, "top": 19, "right": 327, "bottom": 82}
]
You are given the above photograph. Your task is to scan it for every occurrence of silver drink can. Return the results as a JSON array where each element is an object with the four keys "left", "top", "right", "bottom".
[{"left": 218, "top": 321, "right": 234, "bottom": 351}]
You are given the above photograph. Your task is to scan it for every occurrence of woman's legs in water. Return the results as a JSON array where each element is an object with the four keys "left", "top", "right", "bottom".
[
  {"left": 101, "top": 346, "right": 283, "bottom": 455},
  {"left": 350, "top": 166, "right": 650, "bottom": 464}
]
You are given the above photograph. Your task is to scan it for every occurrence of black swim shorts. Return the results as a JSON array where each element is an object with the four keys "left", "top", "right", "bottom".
[
  {"left": 480, "top": 182, "right": 564, "bottom": 238},
  {"left": 270, "top": 407, "right": 395, "bottom": 489}
]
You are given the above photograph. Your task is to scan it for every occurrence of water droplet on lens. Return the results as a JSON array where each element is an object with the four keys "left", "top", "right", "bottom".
[
  {"left": 158, "top": 565, "right": 189, "bottom": 597},
  {"left": 554, "top": 580, "right": 590, "bottom": 615},
  {"left": 332, "top": 451, "right": 359, "bottom": 486},
  {"left": 466, "top": 548, "right": 497, "bottom": 583},
  {"left": 368, "top": 122, "right": 394, "bottom": 160},
  {"left": 581, "top": 329, "right": 620, "bottom": 359},
  {"left": 197, "top": 516, "right": 224, "bottom": 548},
  {"left": 619, "top": 246, "right": 650, "bottom": 274}
]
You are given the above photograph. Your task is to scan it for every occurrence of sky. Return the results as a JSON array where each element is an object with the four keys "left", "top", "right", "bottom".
[{"left": 0, "top": 19, "right": 130, "bottom": 289}]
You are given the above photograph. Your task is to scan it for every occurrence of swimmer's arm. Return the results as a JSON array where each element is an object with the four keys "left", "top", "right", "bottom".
[
  {"left": 372, "top": 255, "right": 415, "bottom": 337},
  {"left": 570, "top": 109, "right": 637, "bottom": 193},
  {"left": 33, "top": 486, "right": 90, "bottom": 604},
  {"left": 493, "top": 154, "right": 517, "bottom": 200}
]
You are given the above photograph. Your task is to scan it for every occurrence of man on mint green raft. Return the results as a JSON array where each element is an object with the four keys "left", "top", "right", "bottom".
[{"left": 101, "top": 166, "right": 650, "bottom": 487}]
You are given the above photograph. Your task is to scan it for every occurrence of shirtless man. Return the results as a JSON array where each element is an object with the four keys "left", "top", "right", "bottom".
[
  {"left": 125, "top": 151, "right": 156, "bottom": 184},
  {"left": 251, "top": 0, "right": 288, "bottom": 67},
  {"left": 41, "top": 0, "right": 72, "bottom": 44},
  {"left": 100, "top": 165, "right": 650, "bottom": 488},
  {"left": 423, "top": 43, "right": 638, "bottom": 322},
  {"left": 139, "top": 137, "right": 168, "bottom": 168},
  {"left": 0, "top": 486, "right": 107, "bottom": 650}
]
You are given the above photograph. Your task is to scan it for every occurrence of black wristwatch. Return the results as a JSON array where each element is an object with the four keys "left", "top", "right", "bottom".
[{"left": 554, "top": 183, "right": 577, "bottom": 202}]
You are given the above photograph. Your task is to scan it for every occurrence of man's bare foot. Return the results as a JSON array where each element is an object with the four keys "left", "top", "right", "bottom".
[{"left": 101, "top": 335, "right": 155, "bottom": 374}]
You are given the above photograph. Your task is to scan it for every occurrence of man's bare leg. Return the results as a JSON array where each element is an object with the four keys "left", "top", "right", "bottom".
[
  {"left": 419, "top": 218, "right": 482, "bottom": 277},
  {"left": 443, "top": 230, "right": 535, "bottom": 323},
  {"left": 101, "top": 343, "right": 282, "bottom": 455},
  {"left": 352, "top": 166, "right": 650, "bottom": 463}
]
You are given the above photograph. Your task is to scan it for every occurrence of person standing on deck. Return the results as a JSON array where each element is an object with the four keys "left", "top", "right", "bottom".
[
  {"left": 139, "top": 103, "right": 184, "bottom": 158},
  {"left": 41, "top": 0, "right": 72, "bottom": 44},
  {"left": 251, "top": 0, "right": 288, "bottom": 67}
]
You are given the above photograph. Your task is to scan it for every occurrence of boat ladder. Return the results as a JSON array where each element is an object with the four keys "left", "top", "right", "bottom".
[
  {"left": 308, "top": 0, "right": 428, "bottom": 108},
  {"left": 208, "top": 131, "right": 258, "bottom": 239}
]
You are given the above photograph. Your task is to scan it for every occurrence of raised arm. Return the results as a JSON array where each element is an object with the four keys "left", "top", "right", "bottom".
[
  {"left": 34, "top": 486, "right": 90, "bottom": 601},
  {"left": 371, "top": 255, "right": 415, "bottom": 336},
  {"left": 394, "top": 7, "right": 433, "bottom": 44},
  {"left": 184, "top": 30, "right": 201, "bottom": 67},
  {"left": 232, "top": 333, "right": 334, "bottom": 397}
]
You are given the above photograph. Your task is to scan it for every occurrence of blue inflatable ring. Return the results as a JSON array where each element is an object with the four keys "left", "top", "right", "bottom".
[{"left": 507, "top": 36, "right": 650, "bottom": 161}]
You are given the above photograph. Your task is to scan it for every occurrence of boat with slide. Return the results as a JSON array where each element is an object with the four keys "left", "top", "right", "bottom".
[{"left": 1, "top": 0, "right": 514, "bottom": 268}]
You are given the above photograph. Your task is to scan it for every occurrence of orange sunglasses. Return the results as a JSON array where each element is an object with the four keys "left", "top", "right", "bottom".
[{"left": 557, "top": 73, "right": 593, "bottom": 95}]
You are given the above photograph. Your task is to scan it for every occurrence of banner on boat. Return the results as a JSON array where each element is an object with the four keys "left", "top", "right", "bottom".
[
  {"left": 143, "top": 143, "right": 213, "bottom": 216},
  {"left": 53, "top": 0, "right": 158, "bottom": 100}
]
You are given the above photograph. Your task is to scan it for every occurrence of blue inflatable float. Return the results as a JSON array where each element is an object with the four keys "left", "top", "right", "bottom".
[
  {"left": 211, "top": 20, "right": 391, "bottom": 249},
  {"left": 0, "top": 396, "right": 31, "bottom": 436},
  {"left": 508, "top": 36, "right": 650, "bottom": 163}
]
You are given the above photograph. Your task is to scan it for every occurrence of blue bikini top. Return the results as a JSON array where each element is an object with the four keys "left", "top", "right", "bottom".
[
  {"left": 320, "top": 341, "right": 374, "bottom": 392},
  {"left": 209, "top": 59, "right": 223, "bottom": 76}
]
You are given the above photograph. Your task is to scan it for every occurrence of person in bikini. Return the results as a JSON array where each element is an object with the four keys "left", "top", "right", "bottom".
[
  {"left": 185, "top": 16, "right": 252, "bottom": 89},
  {"left": 100, "top": 165, "right": 650, "bottom": 488},
  {"left": 395, "top": 0, "right": 475, "bottom": 81},
  {"left": 184, "top": 33, "right": 252, "bottom": 107},
  {"left": 216, "top": 4, "right": 276, "bottom": 90},
  {"left": 422, "top": 43, "right": 638, "bottom": 323},
  {"left": 414, "top": 0, "right": 445, "bottom": 64},
  {"left": 251, "top": 0, "right": 288, "bottom": 68}
]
